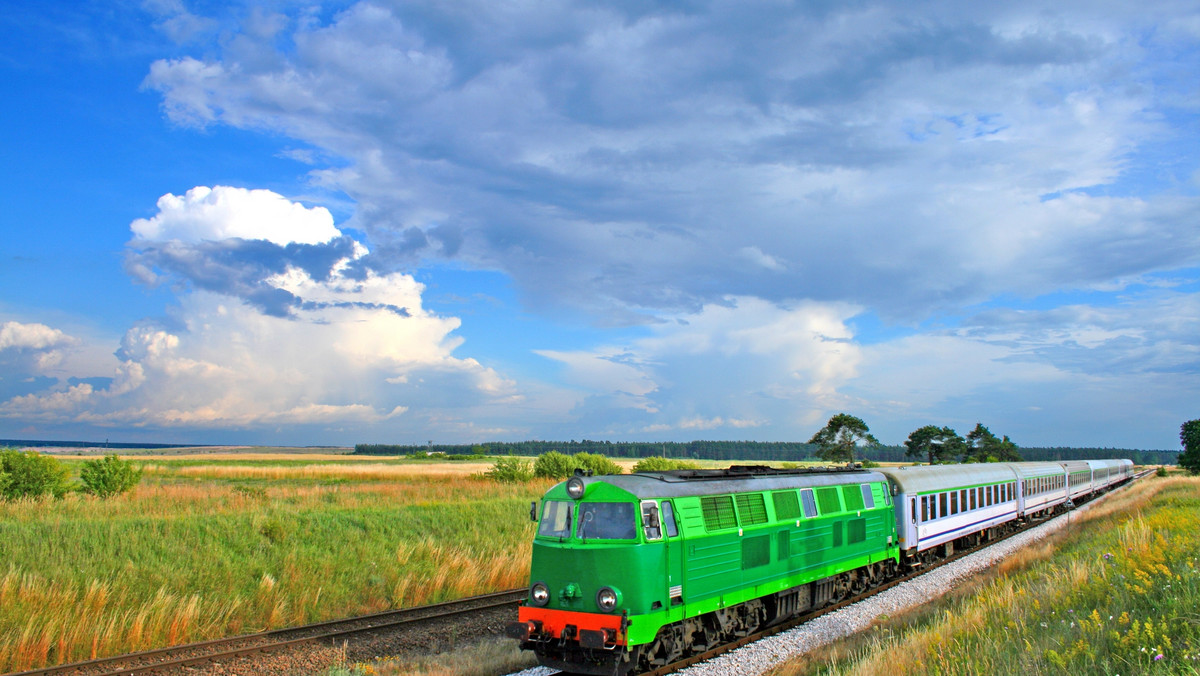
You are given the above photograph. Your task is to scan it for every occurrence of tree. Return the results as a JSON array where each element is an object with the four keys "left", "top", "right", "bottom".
[
  {"left": 963, "top": 423, "right": 1022, "bottom": 462},
  {"left": 1180, "top": 419, "right": 1200, "bottom": 476},
  {"left": 808, "top": 414, "right": 880, "bottom": 465},
  {"left": 79, "top": 453, "right": 143, "bottom": 498},
  {"left": 904, "top": 425, "right": 965, "bottom": 464}
]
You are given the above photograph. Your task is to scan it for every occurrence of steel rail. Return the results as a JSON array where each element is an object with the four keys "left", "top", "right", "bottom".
[{"left": 7, "top": 588, "right": 526, "bottom": 676}]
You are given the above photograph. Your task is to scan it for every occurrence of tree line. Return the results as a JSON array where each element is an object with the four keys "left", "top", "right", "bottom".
[{"left": 356, "top": 424, "right": 1181, "bottom": 466}]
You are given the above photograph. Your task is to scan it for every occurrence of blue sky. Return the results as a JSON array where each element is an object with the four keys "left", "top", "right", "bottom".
[{"left": 2, "top": 1, "right": 1198, "bottom": 449}]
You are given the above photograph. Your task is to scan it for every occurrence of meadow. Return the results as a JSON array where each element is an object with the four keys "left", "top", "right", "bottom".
[
  {"left": 768, "top": 474, "right": 1200, "bottom": 675},
  {"left": 0, "top": 453, "right": 555, "bottom": 672}
]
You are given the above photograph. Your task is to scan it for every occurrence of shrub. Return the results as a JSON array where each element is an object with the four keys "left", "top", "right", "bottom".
[
  {"left": 533, "top": 451, "right": 577, "bottom": 479},
  {"left": 0, "top": 449, "right": 70, "bottom": 500},
  {"left": 632, "top": 456, "right": 699, "bottom": 473},
  {"left": 531, "top": 451, "right": 624, "bottom": 479},
  {"left": 571, "top": 452, "right": 622, "bottom": 476},
  {"left": 79, "top": 453, "right": 143, "bottom": 498},
  {"left": 485, "top": 456, "right": 533, "bottom": 483}
]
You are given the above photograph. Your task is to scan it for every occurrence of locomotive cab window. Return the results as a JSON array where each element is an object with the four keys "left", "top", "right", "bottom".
[
  {"left": 641, "top": 501, "right": 662, "bottom": 541},
  {"left": 577, "top": 502, "right": 636, "bottom": 540},
  {"left": 661, "top": 501, "right": 679, "bottom": 537},
  {"left": 538, "top": 501, "right": 573, "bottom": 538}
]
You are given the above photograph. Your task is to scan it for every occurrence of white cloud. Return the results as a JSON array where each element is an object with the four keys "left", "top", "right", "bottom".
[
  {"left": 0, "top": 321, "right": 78, "bottom": 371},
  {"left": 131, "top": 185, "right": 340, "bottom": 245},
  {"left": 0, "top": 321, "right": 74, "bottom": 352},
  {"left": 2, "top": 189, "right": 534, "bottom": 438},
  {"left": 537, "top": 297, "right": 864, "bottom": 436}
]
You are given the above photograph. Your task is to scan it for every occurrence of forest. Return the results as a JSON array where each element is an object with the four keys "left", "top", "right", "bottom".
[{"left": 353, "top": 440, "right": 1179, "bottom": 466}]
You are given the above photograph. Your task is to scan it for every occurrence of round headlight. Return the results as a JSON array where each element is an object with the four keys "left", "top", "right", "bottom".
[
  {"left": 531, "top": 582, "right": 550, "bottom": 606},
  {"left": 596, "top": 586, "right": 620, "bottom": 612},
  {"left": 566, "top": 476, "right": 585, "bottom": 499}
]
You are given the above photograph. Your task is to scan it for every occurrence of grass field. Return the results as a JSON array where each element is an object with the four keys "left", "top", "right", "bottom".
[
  {"left": 768, "top": 474, "right": 1200, "bottom": 675},
  {"left": 0, "top": 453, "right": 554, "bottom": 672}
]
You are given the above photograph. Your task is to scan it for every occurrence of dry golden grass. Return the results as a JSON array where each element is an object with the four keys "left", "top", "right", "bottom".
[{"left": 141, "top": 462, "right": 498, "bottom": 480}]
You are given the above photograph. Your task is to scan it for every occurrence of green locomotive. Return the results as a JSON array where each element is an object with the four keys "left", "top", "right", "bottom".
[{"left": 506, "top": 466, "right": 899, "bottom": 674}]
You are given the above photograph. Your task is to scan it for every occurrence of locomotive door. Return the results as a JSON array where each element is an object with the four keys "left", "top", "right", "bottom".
[
  {"left": 642, "top": 499, "right": 684, "bottom": 610},
  {"left": 661, "top": 500, "right": 684, "bottom": 609}
]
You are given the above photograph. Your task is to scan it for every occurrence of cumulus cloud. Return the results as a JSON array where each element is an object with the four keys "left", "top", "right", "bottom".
[
  {"left": 131, "top": 185, "right": 340, "bottom": 245},
  {"left": 1, "top": 188, "right": 534, "bottom": 439},
  {"left": 0, "top": 321, "right": 78, "bottom": 371}
]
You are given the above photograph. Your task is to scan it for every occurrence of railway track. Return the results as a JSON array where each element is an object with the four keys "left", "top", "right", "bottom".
[{"left": 7, "top": 588, "right": 527, "bottom": 676}]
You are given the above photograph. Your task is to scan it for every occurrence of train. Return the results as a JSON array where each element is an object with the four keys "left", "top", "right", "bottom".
[{"left": 505, "top": 459, "right": 1133, "bottom": 675}]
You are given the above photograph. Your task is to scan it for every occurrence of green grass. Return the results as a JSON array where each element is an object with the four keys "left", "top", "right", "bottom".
[
  {"left": 0, "top": 457, "right": 550, "bottom": 671},
  {"left": 770, "top": 476, "right": 1200, "bottom": 675}
]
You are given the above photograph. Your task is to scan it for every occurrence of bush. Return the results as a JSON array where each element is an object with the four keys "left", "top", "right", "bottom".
[
  {"left": 572, "top": 452, "right": 622, "bottom": 476},
  {"left": 632, "top": 456, "right": 699, "bottom": 473},
  {"left": 533, "top": 451, "right": 577, "bottom": 479},
  {"left": 485, "top": 456, "right": 533, "bottom": 483},
  {"left": 79, "top": 453, "right": 143, "bottom": 498},
  {"left": 0, "top": 449, "right": 70, "bottom": 500},
  {"left": 531, "top": 451, "right": 624, "bottom": 479}
]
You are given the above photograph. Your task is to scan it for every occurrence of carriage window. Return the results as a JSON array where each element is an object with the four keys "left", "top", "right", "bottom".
[
  {"left": 577, "top": 502, "right": 636, "bottom": 540},
  {"left": 950, "top": 491, "right": 958, "bottom": 515},
  {"left": 538, "top": 501, "right": 572, "bottom": 538},
  {"left": 921, "top": 495, "right": 929, "bottom": 522},
  {"left": 970, "top": 489, "right": 977, "bottom": 510},
  {"left": 939, "top": 492, "right": 947, "bottom": 517}
]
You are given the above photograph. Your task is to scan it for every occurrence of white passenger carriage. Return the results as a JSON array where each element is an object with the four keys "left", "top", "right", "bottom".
[
  {"left": 878, "top": 464, "right": 1020, "bottom": 559},
  {"left": 1013, "top": 462, "right": 1069, "bottom": 518},
  {"left": 1060, "top": 460, "right": 1093, "bottom": 503},
  {"left": 1087, "top": 459, "right": 1133, "bottom": 491}
]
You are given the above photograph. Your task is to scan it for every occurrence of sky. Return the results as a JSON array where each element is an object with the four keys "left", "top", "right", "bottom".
[{"left": 1, "top": 1, "right": 1198, "bottom": 450}]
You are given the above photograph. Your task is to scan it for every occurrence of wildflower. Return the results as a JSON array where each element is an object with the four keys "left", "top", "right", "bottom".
[{"left": 1156, "top": 654, "right": 1164, "bottom": 661}]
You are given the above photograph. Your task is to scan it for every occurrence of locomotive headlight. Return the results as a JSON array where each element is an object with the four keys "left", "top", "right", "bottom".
[
  {"left": 530, "top": 582, "right": 550, "bottom": 606},
  {"left": 596, "top": 586, "right": 621, "bottom": 612},
  {"left": 566, "top": 476, "right": 585, "bottom": 499}
]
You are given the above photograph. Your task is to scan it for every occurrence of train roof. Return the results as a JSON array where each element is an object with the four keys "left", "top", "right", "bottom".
[
  {"left": 876, "top": 463, "right": 1019, "bottom": 494},
  {"left": 877, "top": 460, "right": 1132, "bottom": 494},
  {"left": 571, "top": 465, "right": 887, "bottom": 500}
]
